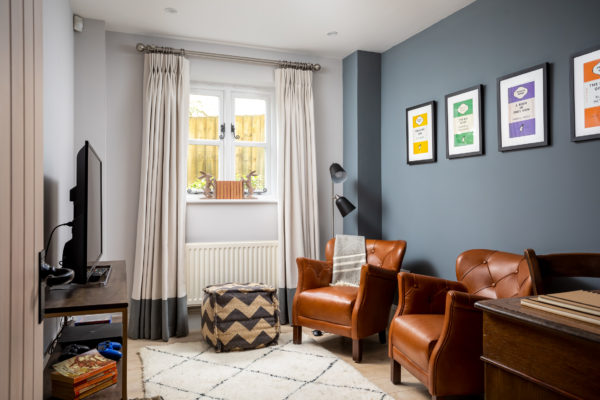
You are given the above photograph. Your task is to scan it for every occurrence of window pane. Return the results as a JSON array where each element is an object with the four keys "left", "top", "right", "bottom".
[
  {"left": 187, "top": 144, "right": 219, "bottom": 190},
  {"left": 235, "top": 146, "right": 266, "bottom": 191},
  {"left": 234, "top": 97, "right": 265, "bottom": 142},
  {"left": 189, "top": 95, "right": 220, "bottom": 140}
]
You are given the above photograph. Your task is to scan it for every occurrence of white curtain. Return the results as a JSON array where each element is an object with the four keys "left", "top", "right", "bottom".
[
  {"left": 129, "top": 53, "right": 190, "bottom": 341},
  {"left": 276, "top": 68, "right": 320, "bottom": 324}
]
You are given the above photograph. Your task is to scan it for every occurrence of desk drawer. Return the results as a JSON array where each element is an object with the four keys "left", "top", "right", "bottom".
[{"left": 482, "top": 312, "right": 599, "bottom": 399}]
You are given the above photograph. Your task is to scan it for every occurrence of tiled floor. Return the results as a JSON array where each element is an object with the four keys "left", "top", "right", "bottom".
[{"left": 127, "top": 310, "right": 430, "bottom": 399}]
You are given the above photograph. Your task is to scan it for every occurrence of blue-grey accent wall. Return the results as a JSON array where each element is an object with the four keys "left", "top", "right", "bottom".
[
  {"left": 343, "top": 53, "right": 359, "bottom": 235},
  {"left": 343, "top": 51, "right": 382, "bottom": 238},
  {"left": 380, "top": 0, "right": 600, "bottom": 279}
]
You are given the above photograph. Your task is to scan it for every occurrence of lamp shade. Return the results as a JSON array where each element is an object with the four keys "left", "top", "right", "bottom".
[
  {"left": 329, "top": 163, "right": 347, "bottom": 183},
  {"left": 335, "top": 195, "right": 356, "bottom": 217}
]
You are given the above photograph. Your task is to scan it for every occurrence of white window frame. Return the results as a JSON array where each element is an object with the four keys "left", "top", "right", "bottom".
[
  {"left": 188, "top": 88, "right": 224, "bottom": 179},
  {"left": 188, "top": 83, "right": 277, "bottom": 200}
]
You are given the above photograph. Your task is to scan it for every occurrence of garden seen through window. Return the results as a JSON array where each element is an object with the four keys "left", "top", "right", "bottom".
[{"left": 187, "top": 87, "right": 273, "bottom": 197}]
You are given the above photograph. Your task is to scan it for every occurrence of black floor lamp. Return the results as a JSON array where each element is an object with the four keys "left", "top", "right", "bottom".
[
  {"left": 312, "top": 163, "right": 357, "bottom": 338},
  {"left": 329, "top": 163, "right": 356, "bottom": 238}
]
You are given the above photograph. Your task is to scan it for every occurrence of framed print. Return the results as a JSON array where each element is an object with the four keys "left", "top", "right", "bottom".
[
  {"left": 406, "top": 101, "right": 436, "bottom": 165},
  {"left": 571, "top": 45, "right": 600, "bottom": 142},
  {"left": 445, "top": 85, "right": 483, "bottom": 159},
  {"left": 497, "top": 63, "right": 548, "bottom": 151}
]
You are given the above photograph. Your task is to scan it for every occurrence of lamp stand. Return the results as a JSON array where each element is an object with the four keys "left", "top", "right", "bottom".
[{"left": 331, "top": 180, "right": 335, "bottom": 239}]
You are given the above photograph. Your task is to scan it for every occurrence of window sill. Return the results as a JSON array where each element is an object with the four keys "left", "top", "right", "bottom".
[{"left": 186, "top": 196, "right": 278, "bottom": 204}]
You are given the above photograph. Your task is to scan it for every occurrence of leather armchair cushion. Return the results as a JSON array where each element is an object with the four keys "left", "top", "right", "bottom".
[
  {"left": 325, "top": 238, "right": 407, "bottom": 272},
  {"left": 295, "top": 286, "right": 358, "bottom": 326},
  {"left": 391, "top": 314, "right": 445, "bottom": 372},
  {"left": 456, "top": 250, "right": 531, "bottom": 298}
]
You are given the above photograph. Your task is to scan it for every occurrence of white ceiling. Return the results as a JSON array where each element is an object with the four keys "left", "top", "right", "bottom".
[{"left": 70, "top": 0, "right": 475, "bottom": 58}]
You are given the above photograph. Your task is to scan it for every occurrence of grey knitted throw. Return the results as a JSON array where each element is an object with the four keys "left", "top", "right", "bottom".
[{"left": 331, "top": 235, "right": 366, "bottom": 287}]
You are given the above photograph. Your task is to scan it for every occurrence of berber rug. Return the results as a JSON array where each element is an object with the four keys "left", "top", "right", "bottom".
[{"left": 139, "top": 332, "right": 392, "bottom": 400}]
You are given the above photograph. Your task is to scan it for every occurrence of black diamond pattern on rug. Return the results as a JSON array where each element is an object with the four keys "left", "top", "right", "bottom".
[{"left": 139, "top": 332, "right": 393, "bottom": 400}]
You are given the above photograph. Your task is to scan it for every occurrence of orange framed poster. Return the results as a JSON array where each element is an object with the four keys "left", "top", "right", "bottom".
[
  {"left": 406, "top": 101, "right": 436, "bottom": 165},
  {"left": 571, "top": 45, "right": 600, "bottom": 141}
]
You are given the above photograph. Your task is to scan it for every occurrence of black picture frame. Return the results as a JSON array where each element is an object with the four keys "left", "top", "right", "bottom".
[
  {"left": 497, "top": 63, "right": 548, "bottom": 152},
  {"left": 406, "top": 101, "right": 436, "bottom": 165},
  {"left": 445, "top": 85, "right": 484, "bottom": 159},
  {"left": 570, "top": 44, "right": 600, "bottom": 142}
]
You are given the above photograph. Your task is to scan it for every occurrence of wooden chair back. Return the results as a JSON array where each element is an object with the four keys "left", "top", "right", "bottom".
[{"left": 525, "top": 248, "right": 600, "bottom": 295}]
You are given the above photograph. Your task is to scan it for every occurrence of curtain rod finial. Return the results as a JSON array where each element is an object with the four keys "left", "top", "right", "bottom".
[
  {"left": 313, "top": 64, "right": 321, "bottom": 71},
  {"left": 136, "top": 43, "right": 146, "bottom": 52}
]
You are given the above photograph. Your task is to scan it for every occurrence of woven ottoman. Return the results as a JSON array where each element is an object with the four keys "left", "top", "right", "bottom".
[{"left": 201, "top": 283, "right": 280, "bottom": 352}]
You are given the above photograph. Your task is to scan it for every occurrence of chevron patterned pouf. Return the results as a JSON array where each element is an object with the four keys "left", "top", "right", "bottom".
[{"left": 201, "top": 283, "right": 280, "bottom": 352}]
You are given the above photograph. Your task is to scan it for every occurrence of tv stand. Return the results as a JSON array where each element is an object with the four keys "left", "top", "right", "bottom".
[{"left": 43, "top": 260, "right": 128, "bottom": 399}]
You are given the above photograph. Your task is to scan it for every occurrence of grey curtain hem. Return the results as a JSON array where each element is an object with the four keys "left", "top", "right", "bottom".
[
  {"left": 277, "top": 287, "right": 295, "bottom": 325},
  {"left": 128, "top": 296, "right": 189, "bottom": 341}
]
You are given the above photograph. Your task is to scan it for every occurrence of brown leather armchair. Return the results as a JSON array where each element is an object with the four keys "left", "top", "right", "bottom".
[
  {"left": 389, "top": 249, "right": 533, "bottom": 399},
  {"left": 292, "top": 238, "right": 407, "bottom": 362}
]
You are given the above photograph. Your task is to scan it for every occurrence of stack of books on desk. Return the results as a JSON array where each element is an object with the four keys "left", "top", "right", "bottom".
[
  {"left": 521, "top": 290, "right": 600, "bottom": 326},
  {"left": 51, "top": 349, "right": 117, "bottom": 399}
]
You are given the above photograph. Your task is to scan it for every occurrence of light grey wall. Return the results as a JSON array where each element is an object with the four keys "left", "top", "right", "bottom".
[
  {"left": 102, "top": 31, "right": 142, "bottom": 292},
  {"left": 42, "top": 0, "right": 74, "bottom": 351},
  {"left": 74, "top": 19, "right": 109, "bottom": 259},
  {"left": 74, "top": 18, "right": 107, "bottom": 261},
  {"left": 380, "top": 0, "right": 600, "bottom": 280},
  {"left": 343, "top": 51, "right": 382, "bottom": 238},
  {"left": 91, "top": 30, "right": 343, "bottom": 290},
  {"left": 186, "top": 202, "right": 278, "bottom": 242}
]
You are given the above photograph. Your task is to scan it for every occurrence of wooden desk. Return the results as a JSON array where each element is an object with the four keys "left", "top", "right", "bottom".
[
  {"left": 476, "top": 296, "right": 600, "bottom": 400},
  {"left": 43, "top": 260, "right": 128, "bottom": 400}
]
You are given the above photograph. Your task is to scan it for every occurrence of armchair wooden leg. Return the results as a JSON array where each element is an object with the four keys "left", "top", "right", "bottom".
[
  {"left": 292, "top": 325, "right": 302, "bottom": 344},
  {"left": 378, "top": 330, "right": 386, "bottom": 344},
  {"left": 352, "top": 339, "right": 362, "bottom": 363},
  {"left": 391, "top": 359, "right": 401, "bottom": 384}
]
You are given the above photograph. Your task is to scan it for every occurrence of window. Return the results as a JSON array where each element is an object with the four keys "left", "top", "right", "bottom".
[{"left": 187, "top": 86, "right": 275, "bottom": 197}]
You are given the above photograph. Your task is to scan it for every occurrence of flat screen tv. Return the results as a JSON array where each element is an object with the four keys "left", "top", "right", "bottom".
[{"left": 62, "top": 141, "right": 103, "bottom": 284}]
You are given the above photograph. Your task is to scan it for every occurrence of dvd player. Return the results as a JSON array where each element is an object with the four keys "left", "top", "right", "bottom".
[{"left": 58, "top": 322, "right": 122, "bottom": 347}]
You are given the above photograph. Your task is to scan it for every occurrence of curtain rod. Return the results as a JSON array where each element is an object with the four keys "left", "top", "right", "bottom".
[{"left": 135, "top": 43, "right": 321, "bottom": 72}]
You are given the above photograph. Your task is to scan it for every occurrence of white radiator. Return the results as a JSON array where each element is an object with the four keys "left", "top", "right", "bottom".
[{"left": 185, "top": 241, "right": 279, "bottom": 307}]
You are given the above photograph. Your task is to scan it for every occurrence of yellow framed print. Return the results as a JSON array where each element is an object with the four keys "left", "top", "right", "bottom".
[{"left": 406, "top": 101, "right": 436, "bottom": 165}]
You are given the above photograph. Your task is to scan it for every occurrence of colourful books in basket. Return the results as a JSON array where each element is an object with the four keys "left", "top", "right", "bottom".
[
  {"left": 52, "top": 369, "right": 117, "bottom": 399},
  {"left": 51, "top": 349, "right": 117, "bottom": 399}
]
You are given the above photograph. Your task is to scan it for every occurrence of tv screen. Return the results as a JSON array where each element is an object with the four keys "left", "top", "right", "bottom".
[
  {"left": 86, "top": 145, "right": 102, "bottom": 266},
  {"left": 62, "top": 141, "right": 103, "bottom": 284}
]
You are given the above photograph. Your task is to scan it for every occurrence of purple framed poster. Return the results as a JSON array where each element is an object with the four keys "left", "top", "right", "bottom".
[{"left": 497, "top": 63, "right": 548, "bottom": 151}]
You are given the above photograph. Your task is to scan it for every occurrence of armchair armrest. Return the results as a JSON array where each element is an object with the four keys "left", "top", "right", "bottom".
[
  {"left": 362, "top": 263, "right": 397, "bottom": 281},
  {"left": 295, "top": 257, "right": 332, "bottom": 293},
  {"left": 428, "top": 290, "right": 488, "bottom": 395},
  {"left": 353, "top": 264, "right": 398, "bottom": 338},
  {"left": 445, "top": 290, "right": 488, "bottom": 310},
  {"left": 396, "top": 272, "right": 467, "bottom": 316}
]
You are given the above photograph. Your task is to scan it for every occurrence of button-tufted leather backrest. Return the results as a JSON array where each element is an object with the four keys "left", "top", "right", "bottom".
[
  {"left": 325, "top": 238, "right": 407, "bottom": 272},
  {"left": 456, "top": 249, "right": 532, "bottom": 299}
]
